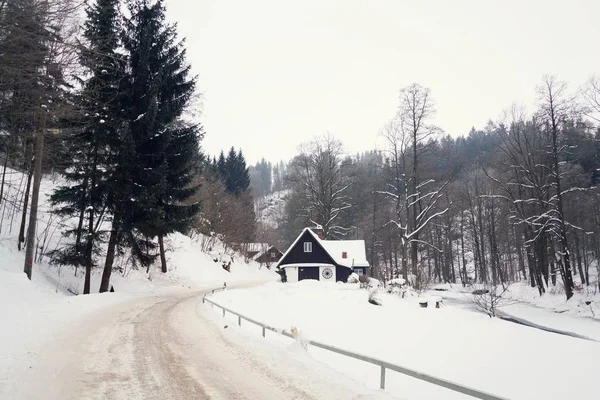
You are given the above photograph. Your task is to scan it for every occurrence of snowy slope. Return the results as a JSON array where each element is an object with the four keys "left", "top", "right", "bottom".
[
  {"left": 255, "top": 190, "right": 288, "bottom": 228},
  {"left": 210, "top": 281, "right": 600, "bottom": 400},
  {"left": 0, "top": 167, "right": 278, "bottom": 294}
]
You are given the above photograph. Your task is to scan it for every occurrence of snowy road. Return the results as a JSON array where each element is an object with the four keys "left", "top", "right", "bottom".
[{"left": 7, "top": 286, "right": 380, "bottom": 400}]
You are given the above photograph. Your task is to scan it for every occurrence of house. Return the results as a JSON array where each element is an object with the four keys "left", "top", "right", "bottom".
[
  {"left": 241, "top": 243, "right": 270, "bottom": 259},
  {"left": 254, "top": 245, "right": 283, "bottom": 267},
  {"left": 276, "top": 228, "right": 370, "bottom": 283},
  {"left": 238, "top": 243, "right": 283, "bottom": 268}
]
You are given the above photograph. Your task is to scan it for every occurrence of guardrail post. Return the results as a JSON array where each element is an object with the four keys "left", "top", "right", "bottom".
[
  {"left": 262, "top": 326, "right": 266, "bottom": 337},
  {"left": 238, "top": 316, "right": 241, "bottom": 326},
  {"left": 212, "top": 290, "right": 215, "bottom": 294},
  {"left": 380, "top": 366, "right": 386, "bottom": 389},
  {"left": 223, "top": 309, "right": 226, "bottom": 317}
]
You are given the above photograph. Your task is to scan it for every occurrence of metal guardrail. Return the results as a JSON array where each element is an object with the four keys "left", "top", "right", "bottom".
[{"left": 202, "top": 286, "right": 509, "bottom": 400}]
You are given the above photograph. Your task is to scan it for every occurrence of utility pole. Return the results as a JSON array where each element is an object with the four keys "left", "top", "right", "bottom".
[{"left": 24, "top": 111, "right": 46, "bottom": 280}]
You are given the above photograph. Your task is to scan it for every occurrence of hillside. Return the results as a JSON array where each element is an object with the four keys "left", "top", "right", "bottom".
[{"left": 255, "top": 190, "right": 288, "bottom": 229}]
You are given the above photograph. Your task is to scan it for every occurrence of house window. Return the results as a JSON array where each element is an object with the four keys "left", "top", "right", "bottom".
[
  {"left": 342, "top": 252, "right": 347, "bottom": 259},
  {"left": 270, "top": 252, "right": 276, "bottom": 258},
  {"left": 303, "top": 242, "right": 312, "bottom": 253}
]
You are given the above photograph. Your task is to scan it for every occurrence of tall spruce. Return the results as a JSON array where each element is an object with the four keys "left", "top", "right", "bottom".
[
  {"left": 51, "top": 0, "right": 124, "bottom": 294},
  {"left": 219, "top": 147, "right": 250, "bottom": 195},
  {"left": 99, "top": 0, "right": 201, "bottom": 285}
]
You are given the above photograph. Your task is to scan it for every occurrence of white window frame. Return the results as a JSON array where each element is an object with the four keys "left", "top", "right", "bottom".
[{"left": 303, "top": 242, "right": 312, "bottom": 253}]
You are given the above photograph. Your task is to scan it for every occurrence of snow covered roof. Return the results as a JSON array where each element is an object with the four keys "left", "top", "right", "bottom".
[
  {"left": 244, "top": 243, "right": 270, "bottom": 253},
  {"left": 320, "top": 239, "right": 369, "bottom": 268},
  {"left": 276, "top": 228, "right": 370, "bottom": 269}
]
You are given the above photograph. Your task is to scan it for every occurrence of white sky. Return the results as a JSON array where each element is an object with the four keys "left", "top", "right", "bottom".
[{"left": 166, "top": 0, "right": 600, "bottom": 164}]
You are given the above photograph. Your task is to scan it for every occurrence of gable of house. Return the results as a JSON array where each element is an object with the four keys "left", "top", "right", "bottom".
[{"left": 277, "top": 229, "right": 336, "bottom": 267}]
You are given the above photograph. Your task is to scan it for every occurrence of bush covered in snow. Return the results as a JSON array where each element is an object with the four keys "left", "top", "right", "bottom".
[{"left": 347, "top": 273, "right": 359, "bottom": 284}]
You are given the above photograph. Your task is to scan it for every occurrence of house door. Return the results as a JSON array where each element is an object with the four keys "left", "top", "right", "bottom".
[{"left": 298, "top": 267, "right": 319, "bottom": 281}]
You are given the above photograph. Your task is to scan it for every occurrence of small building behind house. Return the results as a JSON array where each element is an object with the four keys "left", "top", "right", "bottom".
[
  {"left": 239, "top": 243, "right": 283, "bottom": 268},
  {"left": 254, "top": 245, "right": 283, "bottom": 268},
  {"left": 276, "top": 228, "right": 370, "bottom": 283},
  {"left": 241, "top": 243, "right": 270, "bottom": 260}
]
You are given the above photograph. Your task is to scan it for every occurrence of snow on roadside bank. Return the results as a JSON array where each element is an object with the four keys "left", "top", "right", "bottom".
[
  {"left": 429, "top": 282, "right": 600, "bottom": 341},
  {"left": 210, "top": 281, "right": 600, "bottom": 400}
]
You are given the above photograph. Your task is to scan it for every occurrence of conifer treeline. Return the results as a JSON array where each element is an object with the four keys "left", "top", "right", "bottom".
[{"left": 0, "top": 0, "right": 204, "bottom": 293}]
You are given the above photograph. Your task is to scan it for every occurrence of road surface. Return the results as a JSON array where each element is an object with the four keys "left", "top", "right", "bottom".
[{"left": 11, "top": 286, "right": 383, "bottom": 400}]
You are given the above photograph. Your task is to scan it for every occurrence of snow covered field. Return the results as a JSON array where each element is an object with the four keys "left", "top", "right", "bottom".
[{"left": 210, "top": 281, "right": 600, "bottom": 400}]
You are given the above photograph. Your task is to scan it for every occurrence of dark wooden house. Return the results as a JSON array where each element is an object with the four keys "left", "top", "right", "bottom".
[
  {"left": 254, "top": 245, "right": 283, "bottom": 267},
  {"left": 276, "top": 228, "right": 370, "bottom": 283}
]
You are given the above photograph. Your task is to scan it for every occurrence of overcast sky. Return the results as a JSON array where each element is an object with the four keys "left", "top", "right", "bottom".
[{"left": 166, "top": 0, "right": 600, "bottom": 164}]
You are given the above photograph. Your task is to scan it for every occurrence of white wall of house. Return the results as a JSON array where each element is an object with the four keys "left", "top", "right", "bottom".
[
  {"left": 319, "top": 266, "right": 336, "bottom": 282},
  {"left": 285, "top": 266, "right": 298, "bottom": 283}
]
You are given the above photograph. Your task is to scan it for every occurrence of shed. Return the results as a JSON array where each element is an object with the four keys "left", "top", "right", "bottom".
[{"left": 253, "top": 245, "right": 283, "bottom": 267}]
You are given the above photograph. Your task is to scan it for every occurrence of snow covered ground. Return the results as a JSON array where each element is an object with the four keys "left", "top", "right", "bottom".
[
  {"left": 428, "top": 282, "right": 600, "bottom": 341},
  {"left": 209, "top": 281, "right": 600, "bottom": 400},
  {"left": 0, "top": 168, "right": 279, "bottom": 398}
]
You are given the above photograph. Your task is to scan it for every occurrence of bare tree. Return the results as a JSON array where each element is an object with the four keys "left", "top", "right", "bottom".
[
  {"left": 582, "top": 75, "right": 600, "bottom": 122},
  {"left": 378, "top": 85, "right": 449, "bottom": 284},
  {"left": 536, "top": 76, "right": 576, "bottom": 299},
  {"left": 398, "top": 84, "right": 441, "bottom": 276},
  {"left": 289, "top": 134, "right": 352, "bottom": 238}
]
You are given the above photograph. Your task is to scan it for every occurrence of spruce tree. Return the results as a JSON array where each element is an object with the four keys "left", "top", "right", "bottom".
[
  {"left": 51, "top": 0, "right": 124, "bottom": 294},
  {"left": 220, "top": 147, "right": 250, "bottom": 195},
  {"left": 100, "top": 0, "right": 202, "bottom": 282}
]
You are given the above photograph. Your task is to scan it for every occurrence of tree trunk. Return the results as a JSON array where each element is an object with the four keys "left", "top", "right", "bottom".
[
  {"left": 83, "top": 147, "right": 99, "bottom": 294},
  {"left": 74, "top": 174, "right": 89, "bottom": 277},
  {"left": 410, "top": 125, "right": 419, "bottom": 277},
  {"left": 573, "top": 232, "right": 585, "bottom": 285},
  {"left": 23, "top": 127, "right": 44, "bottom": 280},
  {"left": 0, "top": 151, "right": 9, "bottom": 204},
  {"left": 100, "top": 209, "right": 121, "bottom": 293},
  {"left": 460, "top": 212, "right": 467, "bottom": 286},
  {"left": 475, "top": 185, "right": 487, "bottom": 283},
  {"left": 583, "top": 233, "right": 590, "bottom": 286},
  {"left": 159, "top": 234, "right": 168, "bottom": 273},
  {"left": 18, "top": 162, "right": 33, "bottom": 251},
  {"left": 515, "top": 225, "right": 527, "bottom": 282}
]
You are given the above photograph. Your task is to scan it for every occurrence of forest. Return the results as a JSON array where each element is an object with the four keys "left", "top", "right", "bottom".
[
  {"left": 2, "top": 0, "right": 600, "bottom": 302},
  {"left": 251, "top": 80, "right": 600, "bottom": 300}
]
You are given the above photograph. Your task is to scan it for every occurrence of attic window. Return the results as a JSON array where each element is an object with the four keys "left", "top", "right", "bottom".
[
  {"left": 270, "top": 252, "right": 276, "bottom": 258},
  {"left": 304, "top": 242, "right": 312, "bottom": 253},
  {"left": 342, "top": 252, "right": 347, "bottom": 259}
]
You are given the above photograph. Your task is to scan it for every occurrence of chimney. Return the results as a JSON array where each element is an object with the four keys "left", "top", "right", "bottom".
[{"left": 312, "top": 226, "right": 324, "bottom": 240}]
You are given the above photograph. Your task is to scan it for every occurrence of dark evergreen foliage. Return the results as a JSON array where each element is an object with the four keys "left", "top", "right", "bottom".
[{"left": 49, "top": 0, "right": 124, "bottom": 294}]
